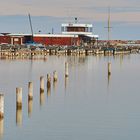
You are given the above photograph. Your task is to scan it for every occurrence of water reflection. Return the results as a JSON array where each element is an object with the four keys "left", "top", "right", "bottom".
[
  {"left": 40, "top": 91, "right": 45, "bottom": 106},
  {"left": 107, "top": 73, "right": 111, "bottom": 87},
  {"left": 0, "top": 119, "right": 4, "bottom": 138},
  {"left": 47, "top": 88, "right": 51, "bottom": 97},
  {"left": 16, "top": 108, "right": 22, "bottom": 126},
  {"left": 65, "top": 77, "right": 68, "bottom": 93},
  {"left": 53, "top": 81, "right": 57, "bottom": 94},
  {"left": 67, "top": 55, "right": 87, "bottom": 67},
  {"left": 78, "top": 55, "right": 86, "bottom": 63},
  {"left": 120, "top": 54, "right": 124, "bottom": 67},
  {"left": 0, "top": 55, "right": 140, "bottom": 140},
  {"left": 28, "top": 99, "right": 33, "bottom": 118}
]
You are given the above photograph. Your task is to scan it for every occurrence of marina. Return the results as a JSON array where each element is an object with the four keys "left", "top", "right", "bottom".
[{"left": 0, "top": 3, "right": 140, "bottom": 139}]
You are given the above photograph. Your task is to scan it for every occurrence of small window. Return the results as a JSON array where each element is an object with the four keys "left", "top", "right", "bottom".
[{"left": 14, "top": 38, "right": 19, "bottom": 41}]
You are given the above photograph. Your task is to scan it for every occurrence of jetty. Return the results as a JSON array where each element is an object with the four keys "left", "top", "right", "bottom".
[{"left": 0, "top": 43, "right": 139, "bottom": 59}]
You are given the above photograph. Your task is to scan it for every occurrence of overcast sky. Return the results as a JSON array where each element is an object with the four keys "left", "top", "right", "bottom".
[
  {"left": 0, "top": 0, "right": 140, "bottom": 39},
  {"left": 1, "top": 0, "right": 140, "bottom": 22}
]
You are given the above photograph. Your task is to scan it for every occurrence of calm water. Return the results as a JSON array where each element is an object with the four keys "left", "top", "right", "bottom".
[{"left": 0, "top": 54, "right": 140, "bottom": 140}]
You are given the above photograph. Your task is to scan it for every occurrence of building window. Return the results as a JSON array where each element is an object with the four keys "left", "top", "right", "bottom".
[{"left": 14, "top": 38, "right": 19, "bottom": 41}]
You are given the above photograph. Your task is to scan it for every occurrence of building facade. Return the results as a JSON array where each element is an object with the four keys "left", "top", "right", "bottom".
[{"left": 0, "top": 21, "right": 98, "bottom": 46}]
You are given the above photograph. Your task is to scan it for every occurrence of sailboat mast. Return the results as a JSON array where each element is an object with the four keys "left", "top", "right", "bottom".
[
  {"left": 108, "top": 7, "right": 111, "bottom": 44},
  {"left": 28, "top": 13, "right": 34, "bottom": 43}
]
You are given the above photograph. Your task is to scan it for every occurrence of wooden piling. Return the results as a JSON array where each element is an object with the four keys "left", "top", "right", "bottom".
[
  {"left": 28, "top": 82, "right": 33, "bottom": 100},
  {"left": 0, "top": 94, "right": 4, "bottom": 119},
  {"left": 65, "top": 62, "right": 69, "bottom": 77},
  {"left": 16, "top": 88, "right": 22, "bottom": 109},
  {"left": 53, "top": 71, "right": 58, "bottom": 82},
  {"left": 47, "top": 74, "right": 51, "bottom": 89},
  {"left": 108, "top": 62, "right": 111, "bottom": 75},
  {"left": 40, "top": 76, "right": 44, "bottom": 92}
]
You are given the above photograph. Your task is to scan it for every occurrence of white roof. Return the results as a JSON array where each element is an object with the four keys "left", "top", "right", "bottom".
[
  {"left": 86, "top": 34, "right": 99, "bottom": 38},
  {"left": 33, "top": 34, "right": 79, "bottom": 38},
  {"left": 62, "top": 23, "right": 93, "bottom": 28},
  {"left": 9, "top": 33, "right": 31, "bottom": 36},
  {"left": 9, "top": 33, "right": 79, "bottom": 38}
]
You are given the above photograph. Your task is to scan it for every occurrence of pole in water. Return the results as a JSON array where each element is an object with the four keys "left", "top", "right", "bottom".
[
  {"left": 28, "top": 82, "right": 33, "bottom": 100},
  {"left": 16, "top": 88, "right": 22, "bottom": 109},
  {"left": 40, "top": 76, "right": 44, "bottom": 93},
  {"left": 65, "top": 62, "right": 69, "bottom": 77},
  {"left": 53, "top": 71, "right": 58, "bottom": 82},
  {"left": 108, "top": 62, "right": 111, "bottom": 75},
  {"left": 47, "top": 74, "right": 51, "bottom": 89},
  {"left": 0, "top": 94, "right": 4, "bottom": 119}
]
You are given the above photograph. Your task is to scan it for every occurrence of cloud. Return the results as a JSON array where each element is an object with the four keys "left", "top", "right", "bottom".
[{"left": 0, "top": 0, "right": 140, "bottom": 23}]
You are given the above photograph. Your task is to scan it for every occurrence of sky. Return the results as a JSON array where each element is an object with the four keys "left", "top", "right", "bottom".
[{"left": 0, "top": 0, "right": 140, "bottom": 40}]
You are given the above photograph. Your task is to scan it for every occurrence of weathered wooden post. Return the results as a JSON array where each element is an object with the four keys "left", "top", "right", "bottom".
[
  {"left": 16, "top": 88, "right": 22, "bottom": 109},
  {"left": 47, "top": 74, "right": 51, "bottom": 89},
  {"left": 40, "top": 76, "right": 44, "bottom": 92},
  {"left": 0, "top": 94, "right": 4, "bottom": 119},
  {"left": 16, "top": 87, "right": 22, "bottom": 126},
  {"left": 53, "top": 71, "right": 58, "bottom": 82},
  {"left": 108, "top": 62, "right": 111, "bottom": 75},
  {"left": 28, "top": 82, "right": 33, "bottom": 100},
  {"left": 65, "top": 62, "right": 69, "bottom": 77}
]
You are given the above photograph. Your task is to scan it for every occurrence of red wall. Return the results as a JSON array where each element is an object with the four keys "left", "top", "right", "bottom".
[
  {"left": 0, "top": 35, "right": 81, "bottom": 46},
  {"left": 33, "top": 37, "right": 80, "bottom": 46},
  {"left": 0, "top": 36, "right": 11, "bottom": 44}
]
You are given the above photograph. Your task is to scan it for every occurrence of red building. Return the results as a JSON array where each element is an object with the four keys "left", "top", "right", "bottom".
[
  {"left": 0, "top": 21, "right": 98, "bottom": 46},
  {"left": 0, "top": 34, "right": 11, "bottom": 44},
  {"left": 33, "top": 34, "right": 80, "bottom": 46}
]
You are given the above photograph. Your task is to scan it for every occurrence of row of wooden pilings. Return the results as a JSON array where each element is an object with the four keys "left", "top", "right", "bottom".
[
  {"left": 0, "top": 61, "right": 111, "bottom": 136},
  {"left": 0, "top": 61, "right": 69, "bottom": 135},
  {"left": 0, "top": 61, "right": 111, "bottom": 118}
]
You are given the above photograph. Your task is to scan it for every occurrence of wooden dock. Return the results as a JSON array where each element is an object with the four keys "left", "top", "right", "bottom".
[{"left": 0, "top": 46, "right": 139, "bottom": 59}]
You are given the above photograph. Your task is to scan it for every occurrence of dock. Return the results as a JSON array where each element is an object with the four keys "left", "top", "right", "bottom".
[{"left": 0, "top": 45, "right": 139, "bottom": 59}]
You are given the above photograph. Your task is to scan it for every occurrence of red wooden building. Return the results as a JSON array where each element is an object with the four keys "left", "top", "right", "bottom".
[
  {"left": 0, "top": 21, "right": 99, "bottom": 46},
  {"left": 0, "top": 34, "right": 11, "bottom": 44},
  {"left": 33, "top": 34, "right": 80, "bottom": 46}
]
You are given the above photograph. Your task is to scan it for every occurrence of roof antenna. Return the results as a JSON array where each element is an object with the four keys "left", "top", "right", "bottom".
[{"left": 75, "top": 17, "right": 78, "bottom": 23}]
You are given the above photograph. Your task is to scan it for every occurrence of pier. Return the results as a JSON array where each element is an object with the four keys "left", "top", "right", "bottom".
[{"left": 0, "top": 44, "right": 139, "bottom": 59}]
